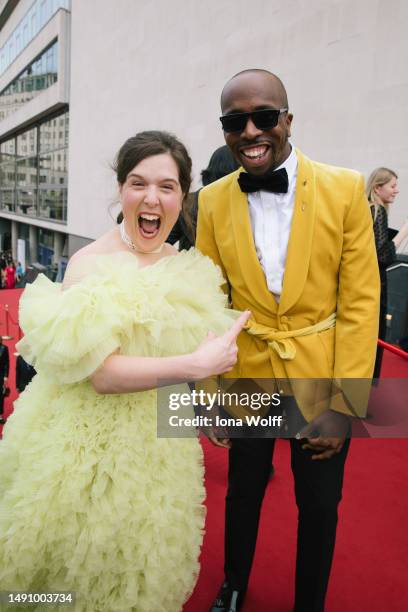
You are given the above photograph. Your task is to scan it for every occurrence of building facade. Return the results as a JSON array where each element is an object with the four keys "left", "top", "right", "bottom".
[{"left": 0, "top": 0, "right": 71, "bottom": 275}]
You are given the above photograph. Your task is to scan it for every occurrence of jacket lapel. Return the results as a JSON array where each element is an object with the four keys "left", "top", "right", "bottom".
[
  {"left": 229, "top": 172, "right": 278, "bottom": 312},
  {"left": 279, "top": 149, "right": 316, "bottom": 314}
]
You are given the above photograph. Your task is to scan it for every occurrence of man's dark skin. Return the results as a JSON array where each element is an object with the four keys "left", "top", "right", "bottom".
[
  {"left": 207, "top": 70, "right": 350, "bottom": 460},
  {"left": 221, "top": 71, "right": 292, "bottom": 175}
]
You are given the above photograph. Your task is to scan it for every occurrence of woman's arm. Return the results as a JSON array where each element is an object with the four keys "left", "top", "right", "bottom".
[
  {"left": 393, "top": 218, "right": 408, "bottom": 250},
  {"left": 90, "top": 310, "right": 251, "bottom": 394},
  {"left": 91, "top": 353, "right": 198, "bottom": 394}
]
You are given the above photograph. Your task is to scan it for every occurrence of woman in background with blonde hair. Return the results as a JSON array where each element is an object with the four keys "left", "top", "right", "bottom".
[{"left": 366, "top": 167, "right": 408, "bottom": 377}]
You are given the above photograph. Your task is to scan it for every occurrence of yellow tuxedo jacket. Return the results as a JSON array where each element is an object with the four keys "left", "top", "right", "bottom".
[{"left": 196, "top": 149, "right": 380, "bottom": 419}]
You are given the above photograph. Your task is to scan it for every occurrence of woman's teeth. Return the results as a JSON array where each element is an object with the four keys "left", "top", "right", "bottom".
[
  {"left": 138, "top": 214, "right": 161, "bottom": 236},
  {"left": 140, "top": 214, "right": 160, "bottom": 221}
]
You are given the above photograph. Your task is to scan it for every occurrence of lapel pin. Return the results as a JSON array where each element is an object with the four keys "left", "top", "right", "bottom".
[{"left": 301, "top": 203, "right": 306, "bottom": 211}]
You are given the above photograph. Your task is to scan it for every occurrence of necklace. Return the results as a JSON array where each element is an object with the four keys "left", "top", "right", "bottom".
[{"left": 119, "top": 219, "right": 164, "bottom": 254}]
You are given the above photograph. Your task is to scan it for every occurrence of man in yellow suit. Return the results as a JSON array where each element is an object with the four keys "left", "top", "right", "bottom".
[{"left": 196, "top": 69, "right": 380, "bottom": 612}]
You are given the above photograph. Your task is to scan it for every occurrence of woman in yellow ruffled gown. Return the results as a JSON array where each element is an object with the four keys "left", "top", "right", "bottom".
[{"left": 0, "top": 131, "right": 249, "bottom": 611}]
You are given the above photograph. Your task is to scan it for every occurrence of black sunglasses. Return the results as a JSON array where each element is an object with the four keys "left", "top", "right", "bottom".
[{"left": 219, "top": 108, "right": 288, "bottom": 133}]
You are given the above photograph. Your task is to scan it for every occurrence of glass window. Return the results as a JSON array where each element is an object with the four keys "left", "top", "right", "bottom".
[
  {"left": 39, "top": 188, "right": 66, "bottom": 221},
  {"left": 0, "top": 162, "right": 16, "bottom": 187},
  {"left": 39, "top": 150, "right": 67, "bottom": 186},
  {"left": 0, "top": 0, "right": 70, "bottom": 77},
  {"left": 17, "top": 128, "right": 37, "bottom": 157},
  {"left": 18, "top": 223, "right": 30, "bottom": 239},
  {"left": 16, "top": 156, "right": 37, "bottom": 187},
  {"left": 40, "top": 110, "right": 68, "bottom": 153},
  {"left": 38, "top": 227, "right": 54, "bottom": 248},
  {"left": 16, "top": 188, "right": 37, "bottom": 216},
  {"left": 40, "top": 0, "right": 48, "bottom": 27},
  {"left": 0, "top": 138, "right": 15, "bottom": 164},
  {"left": 31, "top": 14, "right": 37, "bottom": 38},
  {"left": 0, "top": 189, "right": 15, "bottom": 212},
  {"left": 23, "top": 24, "right": 29, "bottom": 47},
  {"left": 0, "top": 110, "right": 68, "bottom": 221},
  {"left": 0, "top": 41, "right": 58, "bottom": 122}
]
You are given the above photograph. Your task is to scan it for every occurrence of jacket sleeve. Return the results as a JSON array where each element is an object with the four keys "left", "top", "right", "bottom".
[{"left": 329, "top": 174, "right": 380, "bottom": 416}]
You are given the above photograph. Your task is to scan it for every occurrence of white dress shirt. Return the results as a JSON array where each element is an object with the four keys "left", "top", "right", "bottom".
[{"left": 248, "top": 146, "right": 298, "bottom": 301}]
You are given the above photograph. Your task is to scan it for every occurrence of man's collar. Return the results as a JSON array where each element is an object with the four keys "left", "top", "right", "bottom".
[{"left": 275, "top": 145, "right": 297, "bottom": 182}]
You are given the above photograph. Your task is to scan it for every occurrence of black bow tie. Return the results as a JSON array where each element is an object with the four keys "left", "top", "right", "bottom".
[{"left": 238, "top": 167, "right": 289, "bottom": 194}]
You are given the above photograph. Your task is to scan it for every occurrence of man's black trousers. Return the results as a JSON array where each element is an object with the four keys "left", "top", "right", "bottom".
[{"left": 224, "top": 435, "right": 350, "bottom": 612}]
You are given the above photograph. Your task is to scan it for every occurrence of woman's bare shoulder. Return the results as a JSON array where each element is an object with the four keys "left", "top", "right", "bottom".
[
  {"left": 69, "top": 229, "right": 122, "bottom": 265},
  {"left": 162, "top": 242, "right": 178, "bottom": 256},
  {"left": 63, "top": 229, "right": 124, "bottom": 288}
]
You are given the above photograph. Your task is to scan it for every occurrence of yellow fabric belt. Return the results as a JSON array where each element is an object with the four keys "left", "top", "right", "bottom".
[{"left": 245, "top": 313, "right": 336, "bottom": 360}]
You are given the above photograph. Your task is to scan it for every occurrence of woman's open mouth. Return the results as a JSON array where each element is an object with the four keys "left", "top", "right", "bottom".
[{"left": 138, "top": 213, "right": 161, "bottom": 239}]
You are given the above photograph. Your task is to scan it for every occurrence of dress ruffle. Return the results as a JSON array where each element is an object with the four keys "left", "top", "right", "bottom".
[
  {"left": 0, "top": 382, "right": 205, "bottom": 611},
  {"left": 0, "top": 249, "right": 236, "bottom": 611},
  {"left": 17, "top": 250, "right": 235, "bottom": 384}
]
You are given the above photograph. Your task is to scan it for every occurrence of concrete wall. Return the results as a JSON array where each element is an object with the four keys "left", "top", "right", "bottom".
[{"left": 64, "top": 0, "right": 408, "bottom": 238}]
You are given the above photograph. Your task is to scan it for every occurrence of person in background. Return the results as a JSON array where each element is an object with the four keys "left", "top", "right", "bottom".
[
  {"left": 0, "top": 337, "right": 9, "bottom": 425},
  {"left": 16, "top": 262, "right": 24, "bottom": 283},
  {"left": 366, "top": 167, "right": 408, "bottom": 377},
  {"left": 0, "top": 255, "right": 6, "bottom": 289},
  {"left": 15, "top": 353, "right": 36, "bottom": 394},
  {"left": 167, "top": 145, "right": 239, "bottom": 250},
  {"left": 5, "top": 260, "right": 16, "bottom": 289}
]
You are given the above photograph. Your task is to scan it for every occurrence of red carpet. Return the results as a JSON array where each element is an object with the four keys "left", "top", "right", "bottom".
[
  {"left": 0, "top": 288, "right": 23, "bottom": 427},
  {"left": 184, "top": 437, "right": 408, "bottom": 612},
  {"left": 381, "top": 349, "right": 408, "bottom": 377},
  {"left": 1, "top": 288, "right": 408, "bottom": 611}
]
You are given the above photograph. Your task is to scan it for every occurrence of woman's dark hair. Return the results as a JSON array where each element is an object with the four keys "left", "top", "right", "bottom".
[
  {"left": 115, "top": 130, "right": 192, "bottom": 224},
  {"left": 178, "top": 145, "right": 239, "bottom": 246},
  {"left": 200, "top": 145, "right": 239, "bottom": 186}
]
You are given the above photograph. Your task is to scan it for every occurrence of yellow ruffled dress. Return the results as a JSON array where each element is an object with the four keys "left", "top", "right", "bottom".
[{"left": 0, "top": 250, "right": 234, "bottom": 612}]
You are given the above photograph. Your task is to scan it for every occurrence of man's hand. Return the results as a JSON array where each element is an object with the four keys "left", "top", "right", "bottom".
[
  {"left": 205, "top": 427, "right": 231, "bottom": 449},
  {"left": 296, "top": 409, "right": 351, "bottom": 460},
  {"left": 299, "top": 436, "right": 344, "bottom": 460},
  {"left": 199, "top": 406, "right": 232, "bottom": 449}
]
